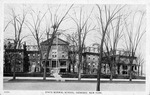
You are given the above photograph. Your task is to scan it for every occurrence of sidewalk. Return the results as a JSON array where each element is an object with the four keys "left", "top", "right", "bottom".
[{"left": 3, "top": 77, "right": 145, "bottom": 83}]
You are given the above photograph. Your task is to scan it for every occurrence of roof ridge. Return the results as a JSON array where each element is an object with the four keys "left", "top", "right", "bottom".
[{"left": 40, "top": 37, "right": 69, "bottom": 45}]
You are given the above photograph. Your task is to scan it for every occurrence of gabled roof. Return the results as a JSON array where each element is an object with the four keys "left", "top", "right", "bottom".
[{"left": 40, "top": 37, "right": 69, "bottom": 45}]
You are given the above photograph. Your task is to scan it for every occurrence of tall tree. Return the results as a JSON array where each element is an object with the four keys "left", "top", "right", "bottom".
[
  {"left": 136, "top": 53, "right": 144, "bottom": 76},
  {"left": 66, "top": 32, "right": 78, "bottom": 73},
  {"left": 23, "top": 42, "right": 30, "bottom": 72},
  {"left": 104, "top": 15, "right": 123, "bottom": 81},
  {"left": 70, "top": 6, "right": 95, "bottom": 80},
  {"left": 5, "top": 6, "right": 28, "bottom": 79},
  {"left": 123, "top": 11, "right": 145, "bottom": 81},
  {"left": 96, "top": 5, "right": 125, "bottom": 91},
  {"left": 26, "top": 9, "right": 47, "bottom": 73},
  {"left": 43, "top": 4, "right": 74, "bottom": 80}
]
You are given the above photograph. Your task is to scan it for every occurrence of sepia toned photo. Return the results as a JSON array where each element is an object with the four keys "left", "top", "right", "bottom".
[{"left": 3, "top": 3, "right": 146, "bottom": 92}]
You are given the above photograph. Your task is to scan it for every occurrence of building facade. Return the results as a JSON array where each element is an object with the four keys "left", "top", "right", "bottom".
[
  {"left": 4, "top": 39, "right": 140, "bottom": 77},
  {"left": 40, "top": 38, "right": 69, "bottom": 73},
  {"left": 81, "top": 47, "right": 139, "bottom": 76}
]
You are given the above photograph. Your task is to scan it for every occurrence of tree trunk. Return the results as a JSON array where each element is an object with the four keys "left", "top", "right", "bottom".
[
  {"left": 138, "top": 65, "right": 140, "bottom": 76},
  {"left": 129, "top": 57, "right": 134, "bottom": 81},
  {"left": 39, "top": 51, "right": 43, "bottom": 72},
  {"left": 43, "top": 61, "right": 46, "bottom": 80},
  {"left": 129, "top": 72, "right": 132, "bottom": 81},
  {"left": 78, "top": 65, "right": 81, "bottom": 80},
  {"left": 43, "top": 29, "right": 57, "bottom": 80},
  {"left": 96, "top": 57, "right": 101, "bottom": 91},
  {"left": 73, "top": 61, "right": 75, "bottom": 73},
  {"left": 13, "top": 54, "right": 16, "bottom": 80},
  {"left": 68, "top": 63, "right": 71, "bottom": 73},
  {"left": 110, "top": 66, "right": 113, "bottom": 81},
  {"left": 96, "top": 40, "right": 103, "bottom": 91},
  {"left": 78, "top": 53, "right": 82, "bottom": 80},
  {"left": 109, "top": 61, "right": 113, "bottom": 81},
  {"left": 141, "top": 64, "right": 143, "bottom": 76}
]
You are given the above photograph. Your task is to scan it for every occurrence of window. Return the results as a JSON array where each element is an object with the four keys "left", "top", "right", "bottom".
[
  {"left": 46, "top": 61, "right": 49, "bottom": 67},
  {"left": 122, "top": 71, "right": 127, "bottom": 74},
  {"left": 131, "top": 66, "right": 136, "bottom": 71},
  {"left": 60, "top": 69, "right": 66, "bottom": 73},
  {"left": 62, "top": 55, "right": 65, "bottom": 58},
  {"left": 52, "top": 61, "right": 57, "bottom": 67},
  {"left": 88, "top": 56, "right": 90, "bottom": 59},
  {"left": 52, "top": 51, "right": 57, "bottom": 58},
  {"left": 60, "top": 61, "right": 66, "bottom": 66},
  {"left": 52, "top": 55, "right": 55, "bottom": 57},
  {"left": 46, "top": 68, "right": 50, "bottom": 72},
  {"left": 42, "top": 61, "right": 45, "bottom": 66},
  {"left": 33, "top": 54, "right": 35, "bottom": 56},
  {"left": 134, "top": 66, "right": 137, "bottom": 70},
  {"left": 122, "top": 65, "right": 128, "bottom": 70},
  {"left": 103, "top": 65, "right": 106, "bottom": 68}
]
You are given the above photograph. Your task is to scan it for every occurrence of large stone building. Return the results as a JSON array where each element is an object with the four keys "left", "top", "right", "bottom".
[
  {"left": 4, "top": 38, "right": 140, "bottom": 77},
  {"left": 82, "top": 46, "right": 139, "bottom": 76},
  {"left": 40, "top": 37, "right": 69, "bottom": 73}
]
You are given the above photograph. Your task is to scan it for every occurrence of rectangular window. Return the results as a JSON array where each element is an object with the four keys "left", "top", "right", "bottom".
[
  {"left": 52, "top": 51, "right": 57, "bottom": 58},
  {"left": 134, "top": 66, "right": 137, "bottom": 70},
  {"left": 60, "top": 69, "right": 66, "bottom": 73},
  {"left": 46, "top": 61, "right": 49, "bottom": 67},
  {"left": 122, "top": 71, "right": 127, "bottom": 74},
  {"left": 122, "top": 65, "right": 127, "bottom": 70},
  {"left": 52, "top": 61, "right": 57, "bottom": 67},
  {"left": 60, "top": 61, "right": 66, "bottom": 66}
]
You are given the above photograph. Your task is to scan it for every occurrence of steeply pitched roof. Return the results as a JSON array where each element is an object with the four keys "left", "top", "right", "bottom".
[{"left": 40, "top": 37, "right": 69, "bottom": 45}]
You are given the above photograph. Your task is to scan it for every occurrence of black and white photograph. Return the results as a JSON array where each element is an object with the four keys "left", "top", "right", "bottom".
[{"left": 2, "top": 1, "right": 148, "bottom": 95}]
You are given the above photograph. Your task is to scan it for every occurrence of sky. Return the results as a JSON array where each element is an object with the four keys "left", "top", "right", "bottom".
[{"left": 4, "top": 4, "right": 146, "bottom": 54}]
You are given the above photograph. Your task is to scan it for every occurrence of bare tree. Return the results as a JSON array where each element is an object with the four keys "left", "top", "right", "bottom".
[
  {"left": 70, "top": 6, "right": 95, "bottom": 80},
  {"left": 123, "top": 11, "right": 145, "bottom": 81},
  {"left": 96, "top": 5, "right": 125, "bottom": 91},
  {"left": 4, "top": 20, "right": 12, "bottom": 32},
  {"left": 9, "top": 7, "right": 28, "bottom": 49},
  {"left": 26, "top": 8, "right": 47, "bottom": 73},
  {"left": 43, "top": 4, "right": 74, "bottom": 80},
  {"left": 66, "top": 32, "right": 78, "bottom": 73},
  {"left": 104, "top": 15, "right": 123, "bottom": 81},
  {"left": 5, "top": 6, "right": 28, "bottom": 79},
  {"left": 136, "top": 53, "right": 144, "bottom": 76}
]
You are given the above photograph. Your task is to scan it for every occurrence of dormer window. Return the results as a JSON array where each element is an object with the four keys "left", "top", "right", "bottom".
[
  {"left": 33, "top": 54, "right": 35, "bottom": 56},
  {"left": 62, "top": 55, "right": 65, "bottom": 58}
]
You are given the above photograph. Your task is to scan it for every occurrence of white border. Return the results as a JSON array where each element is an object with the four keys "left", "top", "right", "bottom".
[{"left": 1, "top": 0, "right": 149, "bottom": 95}]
